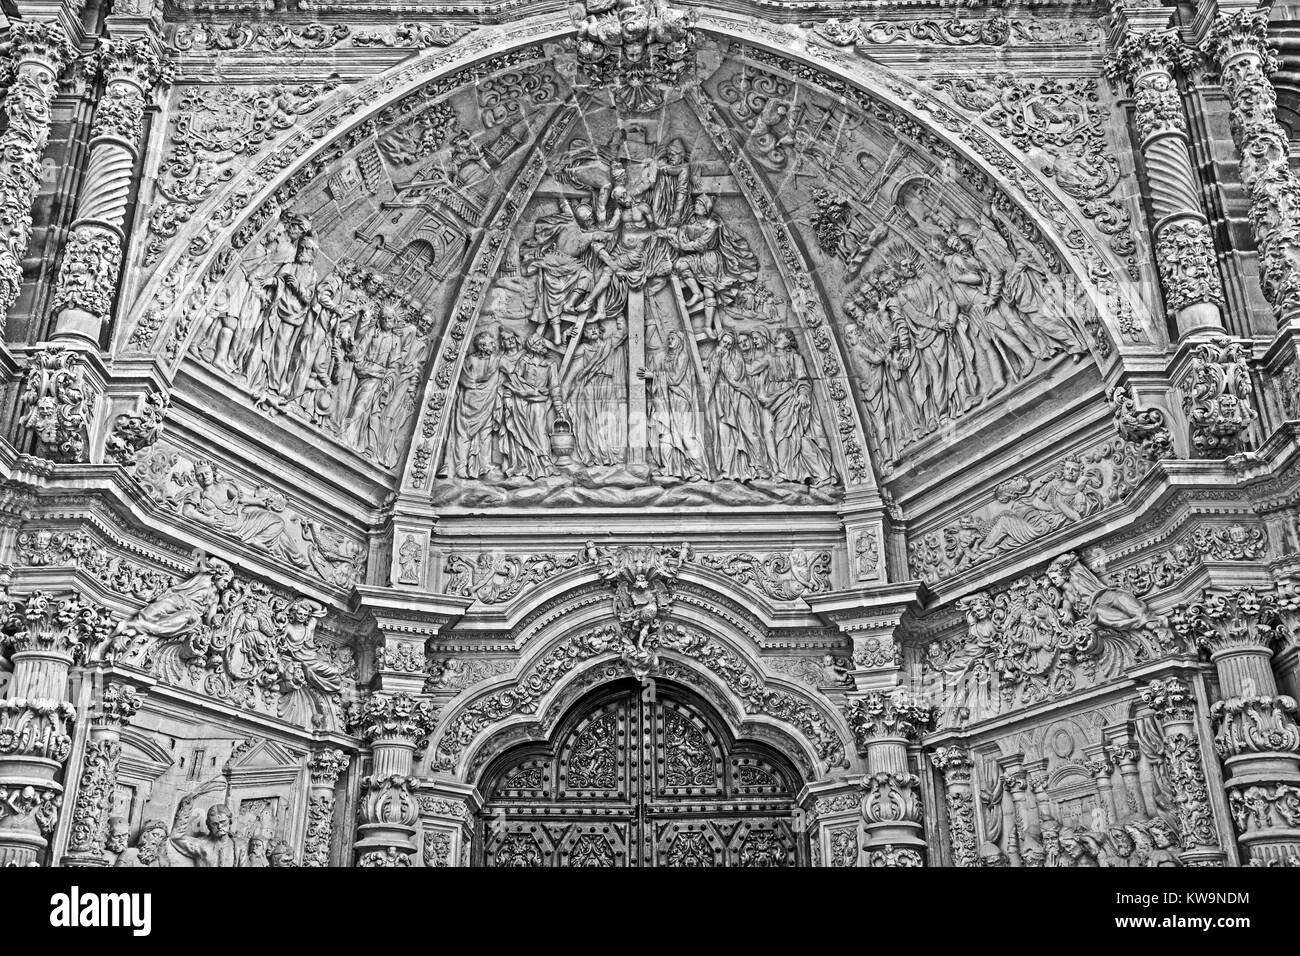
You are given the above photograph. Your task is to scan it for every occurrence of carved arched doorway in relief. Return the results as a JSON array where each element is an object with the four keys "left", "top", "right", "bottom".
[{"left": 477, "top": 678, "right": 803, "bottom": 867}]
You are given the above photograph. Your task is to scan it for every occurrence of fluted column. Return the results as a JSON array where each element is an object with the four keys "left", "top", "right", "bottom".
[
  {"left": 303, "top": 749, "right": 350, "bottom": 867},
  {"left": 1175, "top": 588, "right": 1300, "bottom": 864},
  {"left": 346, "top": 692, "right": 436, "bottom": 867},
  {"left": 0, "top": 591, "right": 110, "bottom": 866},
  {"left": 0, "top": 21, "right": 77, "bottom": 331},
  {"left": 931, "top": 747, "right": 978, "bottom": 867},
  {"left": 1139, "top": 677, "right": 1228, "bottom": 866},
  {"left": 844, "top": 688, "right": 934, "bottom": 866},
  {"left": 1202, "top": 10, "right": 1300, "bottom": 326},
  {"left": 51, "top": 37, "right": 168, "bottom": 344},
  {"left": 1109, "top": 30, "right": 1225, "bottom": 334},
  {"left": 63, "top": 682, "right": 143, "bottom": 866}
]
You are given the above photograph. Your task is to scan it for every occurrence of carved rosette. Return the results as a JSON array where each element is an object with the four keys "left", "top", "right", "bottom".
[
  {"left": 0, "top": 21, "right": 78, "bottom": 329},
  {"left": 1108, "top": 30, "right": 1223, "bottom": 328},
  {"left": 303, "top": 749, "right": 350, "bottom": 868},
  {"left": 1203, "top": 11, "right": 1300, "bottom": 324},
  {"left": 1139, "top": 678, "right": 1225, "bottom": 866},
  {"left": 931, "top": 747, "right": 978, "bottom": 866},
  {"left": 52, "top": 37, "right": 171, "bottom": 342},
  {"left": 1180, "top": 337, "right": 1257, "bottom": 459}
]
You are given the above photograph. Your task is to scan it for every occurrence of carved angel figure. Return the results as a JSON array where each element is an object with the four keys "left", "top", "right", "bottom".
[{"left": 611, "top": 560, "right": 672, "bottom": 652}]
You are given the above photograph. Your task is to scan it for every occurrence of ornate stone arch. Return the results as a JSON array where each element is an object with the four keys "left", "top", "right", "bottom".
[
  {"left": 118, "top": 9, "right": 1154, "bottom": 494},
  {"left": 425, "top": 579, "right": 859, "bottom": 782}
]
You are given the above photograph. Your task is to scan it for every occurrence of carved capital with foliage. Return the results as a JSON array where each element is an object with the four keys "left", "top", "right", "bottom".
[
  {"left": 1211, "top": 694, "right": 1300, "bottom": 760},
  {"left": 844, "top": 689, "right": 935, "bottom": 747},
  {"left": 930, "top": 746, "right": 974, "bottom": 785},
  {"left": 2, "top": 591, "right": 112, "bottom": 661},
  {"left": 1141, "top": 676, "right": 1197, "bottom": 724},
  {"left": 309, "top": 748, "right": 351, "bottom": 786},
  {"left": 1172, "top": 587, "right": 1284, "bottom": 656},
  {"left": 97, "top": 683, "right": 143, "bottom": 728},
  {"left": 346, "top": 692, "right": 437, "bottom": 745}
]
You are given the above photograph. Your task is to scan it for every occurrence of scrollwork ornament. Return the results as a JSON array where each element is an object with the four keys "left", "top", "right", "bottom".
[
  {"left": 844, "top": 689, "right": 935, "bottom": 748},
  {"left": 346, "top": 693, "right": 436, "bottom": 745},
  {"left": 1181, "top": 337, "right": 1257, "bottom": 458},
  {"left": 1109, "top": 384, "right": 1174, "bottom": 461},
  {"left": 18, "top": 346, "right": 92, "bottom": 463}
]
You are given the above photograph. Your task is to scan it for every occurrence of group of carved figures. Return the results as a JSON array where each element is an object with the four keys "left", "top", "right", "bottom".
[
  {"left": 447, "top": 135, "right": 834, "bottom": 485},
  {"left": 839, "top": 186, "right": 1091, "bottom": 463},
  {"left": 191, "top": 213, "right": 432, "bottom": 470},
  {"left": 106, "top": 805, "right": 296, "bottom": 868},
  {"left": 924, "top": 552, "right": 1178, "bottom": 724},
  {"left": 106, "top": 556, "right": 354, "bottom": 729},
  {"left": 977, "top": 811, "right": 1184, "bottom": 868}
]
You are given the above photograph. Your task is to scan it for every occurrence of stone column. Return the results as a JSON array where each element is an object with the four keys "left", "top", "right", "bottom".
[
  {"left": 998, "top": 758, "right": 1029, "bottom": 866},
  {"left": 1104, "top": 725, "right": 1150, "bottom": 819},
  {"left": 844, "top": 688, "right": 934, "bottom": 867},
  {"left": 1139, "top": 677, "right": 1228, "bottom": 866},
  {"left": 346, "top": 692, "right": 436, "bottom": 867},
  {"left": 1175, "top": 588, "right": 1300, "bottom": 864},
  {"left": 930, "top": 746, "right": 978, "bottom": 867},
  {"left": 1108, "top": 29, "right": 1225, "bottom": 334},
  {"left": 63, "top": 682, "right": 143, "bottom": 866},
  {"left": 1083, "top": 745, "right": 1120, "bottom": 825},
  {"left": 51, "top": 37, "right": 168, "bottom": 344},
  {"left": 0, "top": 21, "right": 78, "bottom": 330},
  {"left": 302, "top": 748, "right": 350, "bottom": 868},
  {"left": 0, "top": 591, "right": 109, "bottom": 866},
  {"left": 1202, "top": 10, "right": 1300, "bottom": 326}
]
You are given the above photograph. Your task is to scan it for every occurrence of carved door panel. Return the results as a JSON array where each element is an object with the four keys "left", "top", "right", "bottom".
[{"left": 481, "top": 680, "right": 801, "bottom": 867}]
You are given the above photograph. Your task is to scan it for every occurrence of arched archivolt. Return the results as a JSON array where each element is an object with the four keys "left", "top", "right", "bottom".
[
  {"left": 120, "top": 10, "right": 1151, "bottom": 493},
  {"left": 425, "top": 582, "right": 857, "bottom": 782},
  {"left": 475, "top": 677, "right": 806, "bottom": 866}
]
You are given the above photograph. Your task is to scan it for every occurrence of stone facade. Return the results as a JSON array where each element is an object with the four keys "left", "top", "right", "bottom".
[{"left": 2, "top": 0, "right": 1300, "bottom": 867}]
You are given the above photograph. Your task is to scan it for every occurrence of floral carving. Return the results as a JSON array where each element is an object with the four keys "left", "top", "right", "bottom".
[
  {"left": 1108, "top": 384, "right": 1174, "bottom": 461},
  {"left": 1181, "top": 337, "right": 1257, "bottom": 458},
  {"left": 18, "top": 346, "right": 92, "bottom": 463},
  {"left": 698, "top": 550, "right": 831, "bottom": 601}
]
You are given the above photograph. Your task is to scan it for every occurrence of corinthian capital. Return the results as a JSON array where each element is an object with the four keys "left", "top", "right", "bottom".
[
  {"left": 97, "top": 683, "right": 143, "bottom": 727},
  {"left": 930, "top": 746, "right": 973, "bottom": 784},
  {"left": 1, "top": 591, "right": 112, "bottom": 660},
  {"left": 346, "top": 692, "right": 437, "bottom": 744},
  {"left": 845, "top": 688, "right": 935, "bottom": 747},
  {"left": 1107, "top": 29, "right": 1188, "bottom": 89},
  {"left": 1140, "top": 676, "right": 1197, "bottom": 723},
  {"left": 1203, "top": 9, "right": 1278, "bottom": 73},
  {"left": 87, "top": 36, "right": 172, "bottom": 90},
  {"left": 1172, "top": 587, "right": 1284, "bottom": 655},
  {"left": 4, "top": 20, "right": 78, "bottom": 74},
  {"left": 309, "top": 748, "right": 351, "bottom": 786}
]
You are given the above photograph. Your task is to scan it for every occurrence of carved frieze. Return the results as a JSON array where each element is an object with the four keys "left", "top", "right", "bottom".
[
  {"left": 131, "top": 447, "right": 365, "bottom": 588},
  {"left": 908, "top": 442, "right": 1144, "bottom": 584}
]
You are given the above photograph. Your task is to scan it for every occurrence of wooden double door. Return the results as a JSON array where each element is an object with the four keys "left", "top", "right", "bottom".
[{"left": 479, "top": 680, "right": 802, "bottom": 867}]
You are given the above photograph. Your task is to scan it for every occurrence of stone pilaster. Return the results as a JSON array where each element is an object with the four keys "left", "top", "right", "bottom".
[
  {"left": 1139, "top": 677, "right": 1228, "bottom": 866},
  {"left": 1202, "top": 10, "right": 1300, "bottom": 327},
  {"left": 62, "top": 682, "right": 143, "bottom": 866},
  {"left": 1174, "top": 587, "right": 1300, "bottom": 863},
  {"left": 346, "top": 692, "right": 436, "bottom": 866},
  {"left": 800, "top": 780, "right": 864, "bottom": 868},
  {"left": 843, "top": 687, "right": 934, "bottom": 866},
  {"left": 1108, "top": 29, "right": 1225, "bottom": 334},
  {"left": 0, "top": 21, "right": 77, "bottom": 332},
  {"left": 930, "top": 746, "right": 977, "bottom": 867},
  {"left": 52, "top": 37, "right": 170, "bottom": 344},
  {"left": 416, "top": 781, "right": 480, "bottom": 867},
  {"left": 303, "top": 748, "right": 350, "bottom": 868},
  {"left": 0, "top": 591, "right": 110, "bottom": 866}
]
